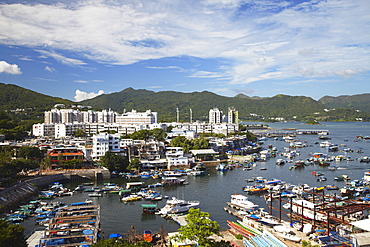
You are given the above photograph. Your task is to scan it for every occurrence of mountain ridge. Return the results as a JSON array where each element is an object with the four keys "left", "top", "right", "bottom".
[{"left": 0, "top": 82, "right": 369, "bottom": 122}]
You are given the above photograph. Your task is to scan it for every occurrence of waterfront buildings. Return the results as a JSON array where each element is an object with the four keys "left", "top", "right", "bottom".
[{"left": 33, "top": 108, "right": 239, "bottom": 138}]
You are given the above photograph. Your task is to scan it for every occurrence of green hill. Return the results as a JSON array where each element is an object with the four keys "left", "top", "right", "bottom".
[
  {"left": 0, "top": 82, "right": 73, "bottom": 119},
  {"left": 319, "top": 94, "right": 370, "bottom": 113},
  {"left": 81, "top": 88, "right": 326, "bottom": 121},
  {"left": 1, "top": 83, "right": 369, "bottom": 122}
]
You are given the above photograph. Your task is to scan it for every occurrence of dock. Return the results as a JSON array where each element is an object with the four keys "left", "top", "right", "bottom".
[{"left": 28, "top": 204, "right": 100, "bottom": 247}]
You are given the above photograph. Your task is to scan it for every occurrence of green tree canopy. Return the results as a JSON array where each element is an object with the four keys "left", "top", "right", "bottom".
[
  {"left": 122, "top": 129, "right": 166, "bottom": 142},
  {"left": 91, "top": 238, "right": 153, "bottom": 247},
  {"left": 73, "top": 129, "right": 87, "bottom": 137},
  {"left": 0, "top": 219, "right": 27, "bottom": 247},
  {"left": 171, "top": 208, "right": 220, "bottom": 247},
  {"left": 127, "top": 158, "right": 141, "bottom": 171},
  {"left": 16, "top": 146, "right": 45, "bottom": 160},
  {"left": 100, "top": 151, "right": 129, "bottom": 172},
  {"left": 169, "top": 136, "right": 209, "bottom": 153}
]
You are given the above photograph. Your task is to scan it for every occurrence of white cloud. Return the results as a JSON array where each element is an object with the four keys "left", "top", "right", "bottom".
[
  {"left": 74, "top": 89, "right": 104, "bottom": 102},
  {"left": 36, "top": 50, "right": 86, "bottom": 66},
  {"left": 35, "top": 77, "right": 57, "bottom": 82},
  {"left": 0, "top": 61, "right": 22, "bottom": 74},
  {"left": 45, "top": 66, "right": 56, "bottom": 73},
  {"left": 147, "top": 66, "right": 187, "bottom": 72},
  {"left": 75, "top": 80, "right": 88, "bottom": 83},
  {"left": 0, "top": 0, "right": 369, "bottom": 86}
]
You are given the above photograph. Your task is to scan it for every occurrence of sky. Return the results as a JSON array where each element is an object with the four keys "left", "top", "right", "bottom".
[{"left": 0, "top": 0, "right": 369, "bottom": 102}]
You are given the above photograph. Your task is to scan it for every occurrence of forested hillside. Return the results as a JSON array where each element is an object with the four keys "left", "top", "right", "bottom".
[{"left": 319, "top": 94, "right": 370, "bottom": 113}]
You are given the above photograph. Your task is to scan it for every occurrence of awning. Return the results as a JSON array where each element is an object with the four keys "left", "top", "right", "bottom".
[
  {"left": 350, "top": 218, "right": 370, "bottom": 231},
  {"left": 190, "top": 149, "right": 218, "bottom": 155}
]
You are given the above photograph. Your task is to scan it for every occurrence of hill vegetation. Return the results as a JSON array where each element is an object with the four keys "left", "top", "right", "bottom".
[
  {"left": 82, "top": 88, "right": 370, "bottom": 122},
  {"left": 0, "top": 83, "right": 72, "bottom": 121},
  {"left": 0, "top": 83, "right": 370, "bottom": 123},
  {"left": 319, "top": 93, "right": 370, "bottom": 113}
]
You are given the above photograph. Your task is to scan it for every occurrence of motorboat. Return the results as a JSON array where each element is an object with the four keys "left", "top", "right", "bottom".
[
  {"left": 155, "top": 197, "right": 200, "bottom": 215},
  {"left": 228, "top": 194, "right": 258, "bottom": 210},
  {"left": 88, "top": 193, "right": 102, "bottom": 197},
  {"left": 275, "top": 159, "right": 285, "bottom": 165}
]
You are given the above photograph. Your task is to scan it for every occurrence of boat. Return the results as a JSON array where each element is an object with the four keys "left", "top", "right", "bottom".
[
  {"left": 279, "top": 231, "right": 301, "bottom": 243},
  {"left": 334, "top": 175, "right": 351, "bottom": 181},
  {"left": 215, "top": 163, "right": 229, "bottom": 171},
  {"left": 243, "top": 185, "right": 269, "bottom": 194},
  {"left": 143, "top": 230, "right": 153, "bottom": 242},
  {"left": 140, "top": 172, "right": 152, "bottom": 179},
  {"left": 88, "top": 193, "right": 103, "bottom": 197},
  {"left": 161, "top": 177, "right": 187, "bottom": 185},
  {"left": 141, "top": 204, "right": 159, "bottom": 214},
  {"left": 283, "top": 199, "right": 326, "bottom": 221},
  {"left": 326, "top": 185, "right": 339, "bottom": 190},
  {"left": 156, "top": 197, "right": 200, "bottom": 215},
  {"left": 122, "top": 194, "right": 142, "bottom": 202},
  {"left": 228, "top": 194, "right": 258, "bottom": 210},
  {"left": 275, "top": 159, "right": 285, "bottom": 165}
]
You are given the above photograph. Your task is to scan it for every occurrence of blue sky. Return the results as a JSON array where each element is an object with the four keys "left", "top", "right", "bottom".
[{"left": 0, "top": 0, "right": 369, "bottom": 102}]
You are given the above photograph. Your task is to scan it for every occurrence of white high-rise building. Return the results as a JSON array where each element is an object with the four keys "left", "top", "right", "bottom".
[
  {"left": 228, "top": 107, "right": 239, "bottom": 124},
  {"left": 116, "top": 110, "right": 157, "bottom": 124},
  {"left": 209, "top": 108, "right": 223, "bottom": 124}
]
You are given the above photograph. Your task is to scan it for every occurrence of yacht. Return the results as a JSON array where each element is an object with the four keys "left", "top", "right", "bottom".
[
  {"left": 156, "top": 197, "right": 200, "bottom": 215},
  {"left": 228, "top": 194, "right": 258, "bottom": 210}
]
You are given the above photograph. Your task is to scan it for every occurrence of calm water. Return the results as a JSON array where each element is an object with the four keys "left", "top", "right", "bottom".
[{"left": 23, "top": 122, "right": 370, "bottom": 237}]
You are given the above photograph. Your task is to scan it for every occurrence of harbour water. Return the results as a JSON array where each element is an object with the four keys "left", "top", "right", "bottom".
[{"left": 22, "top": 122, "right": 370, "bottom": 238}]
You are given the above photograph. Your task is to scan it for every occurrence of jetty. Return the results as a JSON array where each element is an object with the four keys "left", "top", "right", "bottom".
[{"left": 29, "top": 204, "right": 100, "bottom": 246}]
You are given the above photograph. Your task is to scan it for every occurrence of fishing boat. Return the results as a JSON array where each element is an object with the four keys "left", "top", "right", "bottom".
[
  {"left": 156, "top": 197, "right": 200, "bottom": 215},
  {"left": 141, "top": 204, "right": 159, "bottom": 214}
]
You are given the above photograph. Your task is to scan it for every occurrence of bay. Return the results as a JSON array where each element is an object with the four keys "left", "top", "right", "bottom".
[{"left": 23, "top": 122, "right": 370, "bottom": 238}]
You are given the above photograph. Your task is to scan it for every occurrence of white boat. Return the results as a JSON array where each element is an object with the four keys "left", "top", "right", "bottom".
[
  {"left": 283, "top": 199, "right": 326, "bottom": 221},
  {"left": 88, "top": 193, "right": 102, "bottom": 197},
  {"left": 229, "top": 194, "right": 258, "bottom": 210},
  {"left": 156, "top": 197, "right": 200, "bottom": 215},
  {"left": 279, "top": 232, "right": 301, "bottom": 243},
  {"left": 275, "top": 159, "right": 285, "bottom": 165}
]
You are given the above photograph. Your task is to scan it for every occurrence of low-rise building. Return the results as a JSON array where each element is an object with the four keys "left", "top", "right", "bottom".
[{"left": 91, "top": 133, "right": 123, "bottom": 161}]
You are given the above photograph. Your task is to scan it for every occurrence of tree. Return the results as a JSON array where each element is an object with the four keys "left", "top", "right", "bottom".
[
  {"left": 171, "top": 208, "right": 221, "bottom": 247},
  {"left": 150, "top": 128, "right": 167, "bottom": 141},
  {"left": 91, "top": 238, "right": 153, "bottom": 247},
  {"left": 301, "top": 240, "right": 320, "bottom": 247},
  {"left": 17, "top": 146, "right": 45, "bottom": 161},
  {"left": 0, "top": 219, "right": 27, "bottom": 247},
  {"left": 128, "top": 158, "right": 141, "bottom": 171},
  {"left": 73, "top": 128, "right": 87, "bottom": 137},
  {"left": 100, "top": 151, "right": 129, "bottom": 172}
]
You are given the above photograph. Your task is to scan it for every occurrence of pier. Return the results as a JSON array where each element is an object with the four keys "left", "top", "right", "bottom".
[{"left": 32, "top": 204, "right": 100, "bottom": 246}]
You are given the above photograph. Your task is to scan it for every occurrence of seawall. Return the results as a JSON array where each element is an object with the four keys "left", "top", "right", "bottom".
[{"left": 0, "top": 169, "right": 110, "bottom": 214}]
